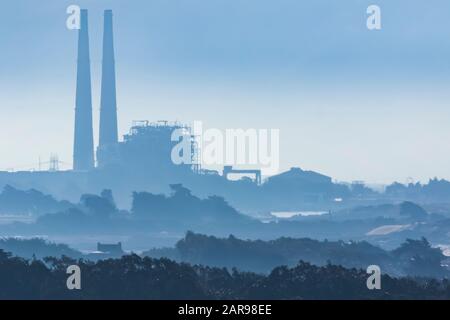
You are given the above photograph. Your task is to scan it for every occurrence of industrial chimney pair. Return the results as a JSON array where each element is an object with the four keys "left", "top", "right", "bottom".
[{"left": 73, "top": 10, "right": 118, "bottom": 171}]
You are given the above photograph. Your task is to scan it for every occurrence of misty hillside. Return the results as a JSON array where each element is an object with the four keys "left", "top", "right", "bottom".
[
  {"left": 0, "top": 185, "right": 74, "bottom": 216},
  {"left": 0, "top": 185, "right": 450, "bottom": 252},
  {"left": 0, "top": 238, "right": 82, "bottom": 260},
  {"left": 144, "top": 232, "right": 450, "bottom": 278}
]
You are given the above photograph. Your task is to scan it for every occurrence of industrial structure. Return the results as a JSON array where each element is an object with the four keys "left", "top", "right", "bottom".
[
  {"left": 98, "top": 10, "right": 119, "bottom": 168},
  {"left": 0, "top": 9, "right": 262, "bottom": 205},
  {"left": 72, "top": 9, "right": 200, "bottom": 176},
  {"left": 97, "top": 120, "right": 200, "bottom": 174},
  {"left": 70, "top": 9, "right": 259, "bottom": 183},
  {"left": 73, "top": 9, "right": 95, "bottom": 171},
  {"left": 0, "top": 9, "right": 362, "bottom": 213},
  {"left": 97, "top": 242, "right": 124, "bottom": 256},
  {"left": 223, "top": 166, "right": 262, "bottom": 185},
  {"left": 74, "top": 9, "right": 119, "bottom": 171}
]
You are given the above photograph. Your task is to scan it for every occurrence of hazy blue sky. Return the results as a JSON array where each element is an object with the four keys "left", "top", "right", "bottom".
[{"left": 1, "top": 0, "right": 450, "bottom": 184}]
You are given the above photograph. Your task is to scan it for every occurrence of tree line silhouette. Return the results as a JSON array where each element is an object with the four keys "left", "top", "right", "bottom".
[{"left": 1, "top": 249, "right": 450, "bottom": 300}]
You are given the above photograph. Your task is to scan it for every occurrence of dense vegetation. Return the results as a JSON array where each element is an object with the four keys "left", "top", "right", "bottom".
[
  {"left": 0, "top": 232, "right": 448, "bottom": 280},
  {"left": 0, "top": 238, "right": 82, "bottom": 260},
  {"left": 144, "top": 232, "right": 450, "bottom": 278},
  {"left": 0, "top": 185, "right": 73, "bottom": 216},
  {"left": 0, "top": 249, "right": 449, "bottom": 300}
]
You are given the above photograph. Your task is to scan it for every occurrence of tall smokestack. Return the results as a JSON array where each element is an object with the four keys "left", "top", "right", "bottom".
[
  {"left": 99, "top": 10, "right": 118, "bottom": 150},
  {"left": 73, "top": 9, "right": 95, "bottom": 171}
]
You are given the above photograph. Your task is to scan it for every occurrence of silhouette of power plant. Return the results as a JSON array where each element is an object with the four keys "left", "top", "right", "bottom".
[
  {"left": 73, "top": 9, "right": 199, "bottom": 174},
  {"left": 0, "top": 9, "right": 263, "bottom": 205},
  {"left": 72, "top": 9, "right": 259, "bottom": 183},
  {"left": 0, "top": 9, "right": 399, "bottom": 212}
]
